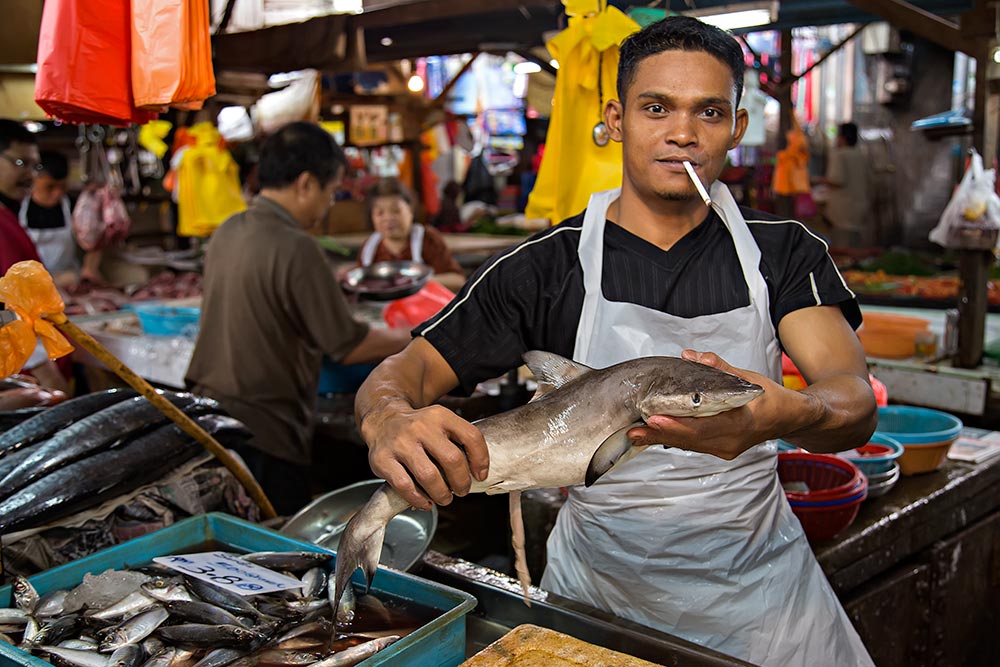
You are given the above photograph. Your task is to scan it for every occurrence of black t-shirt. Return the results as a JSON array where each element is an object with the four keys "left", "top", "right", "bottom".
[{"left": 416, "top": 206, "right": 862, "bottom": 394}]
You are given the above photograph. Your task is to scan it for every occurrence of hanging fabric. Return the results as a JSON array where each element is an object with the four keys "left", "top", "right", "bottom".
[
  {"left": 35, "top": 0, "right": 157, "bottom": 125},
  {"left": 525, "top": 0, "right": 639, "bottom": 224}
]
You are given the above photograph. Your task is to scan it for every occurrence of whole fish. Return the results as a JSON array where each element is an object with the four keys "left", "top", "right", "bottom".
[
  {"left": 164, "top": 600, "right": 246, "bottom": 627},
  {"left": 99, "top": 606, "right": 170, "bottom": 652},
  {"left": 311, "top": 636, "right": 399, "bottom": 667},
  {"left": 108, "top": 643, "right": 146, "bottom": 667},
  {"left": 36, "top": 589, "right": 69, "bottom": 618},
  {"left": 140, "top": 647, "right": 177, "bottom": 667},
  {"left": 333, "top": 351, "right": 763, "bottom": 612},
  {"left": 190, "top": 648, "right": 245, "bottom": 667},
  {"left": 298, "top": 568, "right": 327, "bottom": 599},
  {"left": 240, "top": 552, "right": 331, "bottom": 573},
  {"left": 155, "top": 624, "right": 266, "bottom": 649},
  {"left": 0, "top": 389, "right": 138, "bottom": 458},
  {"left": 184, "top": 579, "right": 266, "bottom": 620},
  {"left": 0, "top": 393, "right": 203, "bottom": 499},
  {"left": 141, "top": 579, "right": 193, "bottom": 604},
  {"left": 33, "top": 614, "right": 81, "bottom": 646},
  {"left": 0, "top": 414, "right": 248, "bottom": 533},
  {"left": 252, "top": 649, "right": 321, "bottom": 667},
  {"left": 86, "top": 591, "right": 157, "bottom": 621}
]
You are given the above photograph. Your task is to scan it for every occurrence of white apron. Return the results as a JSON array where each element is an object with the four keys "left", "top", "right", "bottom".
[
  {"left": 19, "top": 196, "right": 78, "bottom": 274},
  {"left": 540, "top": 184, "right": 874, "bottom": 667},
  {"left": 359, "top": 223, "right": 425, "bottom": 266}
]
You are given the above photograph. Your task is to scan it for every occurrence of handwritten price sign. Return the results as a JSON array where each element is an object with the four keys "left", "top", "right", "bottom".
[{"left": 153, "top": 552, "right": 304, "bottom": 596}]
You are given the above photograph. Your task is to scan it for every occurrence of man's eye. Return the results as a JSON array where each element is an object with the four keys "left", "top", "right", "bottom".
[
  {"left": 646, "top": 104, "right": 666, "bottom": 114},
  {"left": 702, "top": 108, "right": 722, "bottom": 118}
]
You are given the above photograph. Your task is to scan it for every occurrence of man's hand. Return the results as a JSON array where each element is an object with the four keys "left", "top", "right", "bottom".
[
  {"left": 626, "top": 349, "right": 821, "bottom": 459},
  {"left": 363, "top": 404, "right": 489, "bottom": 510}
]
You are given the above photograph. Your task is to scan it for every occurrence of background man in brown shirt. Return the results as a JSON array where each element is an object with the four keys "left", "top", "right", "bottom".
[{"left": 186, "top": 122, "right": 410, "bottom": 515}]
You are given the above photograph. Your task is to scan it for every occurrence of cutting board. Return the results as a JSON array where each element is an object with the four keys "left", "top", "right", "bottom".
[{"left": 460, "top": 624, "right": 665, "bottom": 666}]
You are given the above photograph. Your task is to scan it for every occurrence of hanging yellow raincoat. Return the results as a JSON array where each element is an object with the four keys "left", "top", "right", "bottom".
[
  {"left": 525, "top": 0, "right": 639, "bottom": 224},
  {"left": 176, "top": 123, "right": 247, "bottom": 238}
]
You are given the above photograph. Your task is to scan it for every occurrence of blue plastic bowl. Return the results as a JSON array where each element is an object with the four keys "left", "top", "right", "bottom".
[
  {"left": 129, "top": 303, "right": 201, "bottom": 338},
  {"left": 840, "top": 433, "right": 905, "bottom": 476},
  {"left": 876, "top": 406, "right": 963, "bottom": 445}
]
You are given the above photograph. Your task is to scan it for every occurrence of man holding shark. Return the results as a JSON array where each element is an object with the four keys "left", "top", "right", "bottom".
[{"left": 353, "top": 16, "right": 876, "bottom": 667}]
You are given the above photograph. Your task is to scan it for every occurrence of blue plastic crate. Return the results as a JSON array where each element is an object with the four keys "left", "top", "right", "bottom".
[
  {"left": 0, "top": 513, "right": 475, "bottom": 667},
  {"left": 128, "top": 303, "right": 201, "bottom": 337}
]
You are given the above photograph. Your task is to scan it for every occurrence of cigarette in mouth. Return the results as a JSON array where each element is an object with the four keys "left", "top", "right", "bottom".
[{"left": 683, "top": 161, "right": 712, "bottom": 207}]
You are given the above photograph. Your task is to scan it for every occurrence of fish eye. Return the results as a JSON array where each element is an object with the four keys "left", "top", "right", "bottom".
[{"left": 691, "top": 393, "right": 702, "bottom": 407}]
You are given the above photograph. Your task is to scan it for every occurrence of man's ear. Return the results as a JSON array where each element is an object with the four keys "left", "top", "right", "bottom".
[
  {"left": 730, "top": 108, "right": 749, "bottom": 149},
  {"left": 294, "top": 171, "right": 314, "bottom": 198},
  {"left": 606, "top": 100, "right": 624, "bottom": 143}
]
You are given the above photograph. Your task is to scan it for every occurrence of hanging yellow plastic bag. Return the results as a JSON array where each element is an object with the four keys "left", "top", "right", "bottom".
[
  {"left": 176, "top": 124, "right": 247, "bottom": 238},
  {"left": 0, "top": 261, "right": 74, "bottom": 378}
]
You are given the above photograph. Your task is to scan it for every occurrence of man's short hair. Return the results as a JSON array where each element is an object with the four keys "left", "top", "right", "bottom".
[
  {"left": 0, "top": 119, "right": 37, "bottom": 154},
  {"left": 38, "top": 151, "right": 69, "bottom": 180},
  {"left": 617, "top": 16, "right": 746, "bottom": 107},
  {"left": 839, "top": 122, "right": 859, "bottom": 147},
  {"left": 257, "top": 122, "right": 347, "bottom": 190}
]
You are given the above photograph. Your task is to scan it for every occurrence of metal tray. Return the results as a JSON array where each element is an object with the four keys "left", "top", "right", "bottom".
[
  {"left": 281, "top": 479, "right": 437, "bottom": 572},
  {"left": 341, "top": 261, "right": 432, "bottom": 301}
]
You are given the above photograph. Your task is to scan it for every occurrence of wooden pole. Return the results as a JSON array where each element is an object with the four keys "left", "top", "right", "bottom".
[
  {"left": 47, "top": 314, "right": 278, "bottom": 519},
  {"left": 776, "top": 29, "right": 795, "bottom": 219}
]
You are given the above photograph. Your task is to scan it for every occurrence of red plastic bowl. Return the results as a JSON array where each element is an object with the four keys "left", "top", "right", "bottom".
[
  {"left": 779, "top": 452, "right": 864, "bottom": 501},
  {"left": 790, "top": 496, "right": 864, "bottom": 540}
]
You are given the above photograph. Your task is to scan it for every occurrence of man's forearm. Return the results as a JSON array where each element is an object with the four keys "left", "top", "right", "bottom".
[{"left": 781, "top": 374, "right": 877, "bottom": 453}]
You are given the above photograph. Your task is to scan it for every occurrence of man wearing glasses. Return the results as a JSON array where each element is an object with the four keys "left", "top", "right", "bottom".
[{"left": 0, "top": 118, "right": 69, "bottom": 394}]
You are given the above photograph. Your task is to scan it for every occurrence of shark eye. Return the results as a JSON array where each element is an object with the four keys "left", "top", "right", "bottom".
[{"left": 691, "top": 392, "right": 702, "bottom": 407}]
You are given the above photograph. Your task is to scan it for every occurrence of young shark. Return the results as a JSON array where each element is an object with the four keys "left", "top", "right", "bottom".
[{"left": 333, "top": 351, "right": 764, "bottom": 618}]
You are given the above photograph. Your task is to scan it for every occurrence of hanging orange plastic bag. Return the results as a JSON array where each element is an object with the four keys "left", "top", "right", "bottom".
[
  {"left": 35, "top": 0, "right": 156, "bottom": 125},
  {"left": 0, "top": 261, "right": 73, "bottom": 378},
  {"left": 131, "top": 0, "right": 216, "bottom": 111}
]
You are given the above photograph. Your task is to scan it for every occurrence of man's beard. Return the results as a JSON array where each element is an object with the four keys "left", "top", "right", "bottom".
[{"left": 656, "top": 190, "right": 697, "bottom": 202}]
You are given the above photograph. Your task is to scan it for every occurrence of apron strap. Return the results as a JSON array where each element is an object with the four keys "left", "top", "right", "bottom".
[{"left": 359, "top": 232, "right": 382, "bottom": 266}]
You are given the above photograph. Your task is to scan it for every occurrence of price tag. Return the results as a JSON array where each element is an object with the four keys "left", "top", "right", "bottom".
[{"left": 153, "top": 552, "right": 304, "bottom": 596}]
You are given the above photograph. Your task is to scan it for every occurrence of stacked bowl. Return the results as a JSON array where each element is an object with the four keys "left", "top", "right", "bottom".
[
  {"left": 875, "top": 406, "right": 963, "bottom": 475},
  {"left": 778, "top": 452, "right": 867, "bottom": 540},
  {"left": 838, "top": 433, "right": 904, "bottom": 498}
]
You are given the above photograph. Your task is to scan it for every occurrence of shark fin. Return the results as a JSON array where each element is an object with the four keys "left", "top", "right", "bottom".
[
  {"left": 586, "top": 422, "right": 644, "bottom": 487},
  {"left": 523, "top": 351, "right": 593, "bottom": 401}
]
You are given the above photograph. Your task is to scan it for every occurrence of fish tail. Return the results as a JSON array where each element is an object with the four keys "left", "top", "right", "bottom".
[
  {"left": 509, "top": 491, "right": 532, "bottom": 607},
  {"left": 331, "top": 484, "right": 409, "bottom": 620}
]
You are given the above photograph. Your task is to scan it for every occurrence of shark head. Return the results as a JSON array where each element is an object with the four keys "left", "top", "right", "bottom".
[{"left": 636, "top": 359, "right": 764, "bottom": 419}]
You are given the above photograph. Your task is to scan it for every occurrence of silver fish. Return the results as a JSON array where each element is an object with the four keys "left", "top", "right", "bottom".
[
  {"left": 299, "top": 568, "right": 327, "bottom": 599},
  {"left": 190, "top": 648, "right": 246, "bottom": 667},
  {"left": 87, "top": 591, "right": 157, "bottom": 621},
  {"left": 311, "top": 636, "right": 399, "bottom": 667},
  {"left": 141, "top": 580, "right": 193, "bottom": 604},
  {"left": 184, "top": 580, "right": 261, "bottom": 618},
  {"left": 164, "top": 600, "right": 245, "bottom": 628},
  {"left": 20, "top": 615, "right": 40, "bottom": 647},
  {"left": 0, "top": 608, "right": 29, "bottom": 625},
  {"left": 273, "top": 619, "right": 333, "bottom": 644},
  {"left": 12, "top": 576, "right": 39, "bottom": 613},
  {"left": 332, "top": 585, "right": 355, "bottom": 627},
  {"left": 39, "top": 646, "right": 110, "bottom": 667},
  {"left": 108, "top": 643, "right": 146, "bottom": 667},
  {"left": 100, "top": 606, "right": 170, "bottom": 652},
  {"left": 140, "top": 647, "right": 176, "bottom": 667},
  {"left": 333, "top": 351, "right": 764, "bottom": 611},
  {"left": 35, "top": 614, "right": 81, "bottom": 646},
  {"left": 156, "top": 624, "right": 266, "bottom": 648},
  {"left": 240, "top": 552, "right": 331, "bottom": 572},
  {"left": 58, "top": 638, "right": 100, "bottom": 650},
  {"left": 252, "top": 649, "right": 321, "bottom": 667},
  {"left": 36, "top": 589, "right": 69, "bottom": 618}
]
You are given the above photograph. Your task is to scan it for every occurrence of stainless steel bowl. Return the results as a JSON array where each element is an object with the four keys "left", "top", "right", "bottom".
[
  {"left": 340, "top": 261, "right": 432, "bottom": 301},
  {"left": 280, "top": 479, "right": 437, "bottom": 571}
]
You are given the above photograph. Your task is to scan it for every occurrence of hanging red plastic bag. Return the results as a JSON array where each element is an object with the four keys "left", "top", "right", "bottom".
[
  {"left": 383, "top": 281, "right": 456, "bottom": 329},
  {"left": 0, "top": 261, "right": 74, "bottom": 378},
  {"left": 35, "top": 0, "right": 156, "bottom": 125}
]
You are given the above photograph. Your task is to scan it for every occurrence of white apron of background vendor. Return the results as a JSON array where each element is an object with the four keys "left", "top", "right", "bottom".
[
  {"left": 359, "top": 223, "right": 424, "bottom": 266},
  {"left": 540, "top": 184, "right": 874, "bottom": 667},
  {"left": 19, "top": 196, "right": 77, "bottom": 274}
]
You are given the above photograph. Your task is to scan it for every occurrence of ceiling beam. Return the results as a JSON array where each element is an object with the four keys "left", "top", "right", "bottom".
[
  {"left": 355, "top": 0, "right": 559, "bottom": 29},
  {"left": 843, "top": 0, "right": 968, "bottom": 55}
]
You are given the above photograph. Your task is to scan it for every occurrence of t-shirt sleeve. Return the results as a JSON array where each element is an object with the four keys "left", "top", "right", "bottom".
[
  {"left": 414, "top": 245, "right": 538, "bottom": 393},
  {"left": 287, "top": 237, "right": 370, "bottom": 362},
  {"left": 759, "top": 222, "right": 862, "bottom": 333},
  {"left": 421, "top": 226, "right": 464, "bottom": 275}
]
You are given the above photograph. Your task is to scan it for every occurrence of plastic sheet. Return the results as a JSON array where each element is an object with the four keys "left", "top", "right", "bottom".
[{"left": 0, "top": 261, "right": 73, "bottom": 378}]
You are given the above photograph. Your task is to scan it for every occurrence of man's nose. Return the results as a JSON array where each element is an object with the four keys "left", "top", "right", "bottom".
[{"left": 663, "top": 113, "right": 698, "bottom": 146}]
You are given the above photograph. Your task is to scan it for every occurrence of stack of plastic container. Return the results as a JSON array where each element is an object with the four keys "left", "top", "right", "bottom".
[{"left": 779, "top": 452, "right": 867, "bottom": 540}]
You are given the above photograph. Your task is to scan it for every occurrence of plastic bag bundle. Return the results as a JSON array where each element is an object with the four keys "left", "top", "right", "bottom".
[
  {"left": 0, "top": 261, "right": 73, "bottom": 378},
  {"left": 929, "top": 149, "right": 1000, "bottom": 249},
  {"left": 176, "top": 124, "right": 247, "bottom": 238},
  {"left": 252, "top": 70, "right": 321, "bottom": 135},
  {"left": 131, "top": 0, "right": 217, "bottom": 111},
  {"left": 35, "top": 0, "right": 157, "bottom": 125}
]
